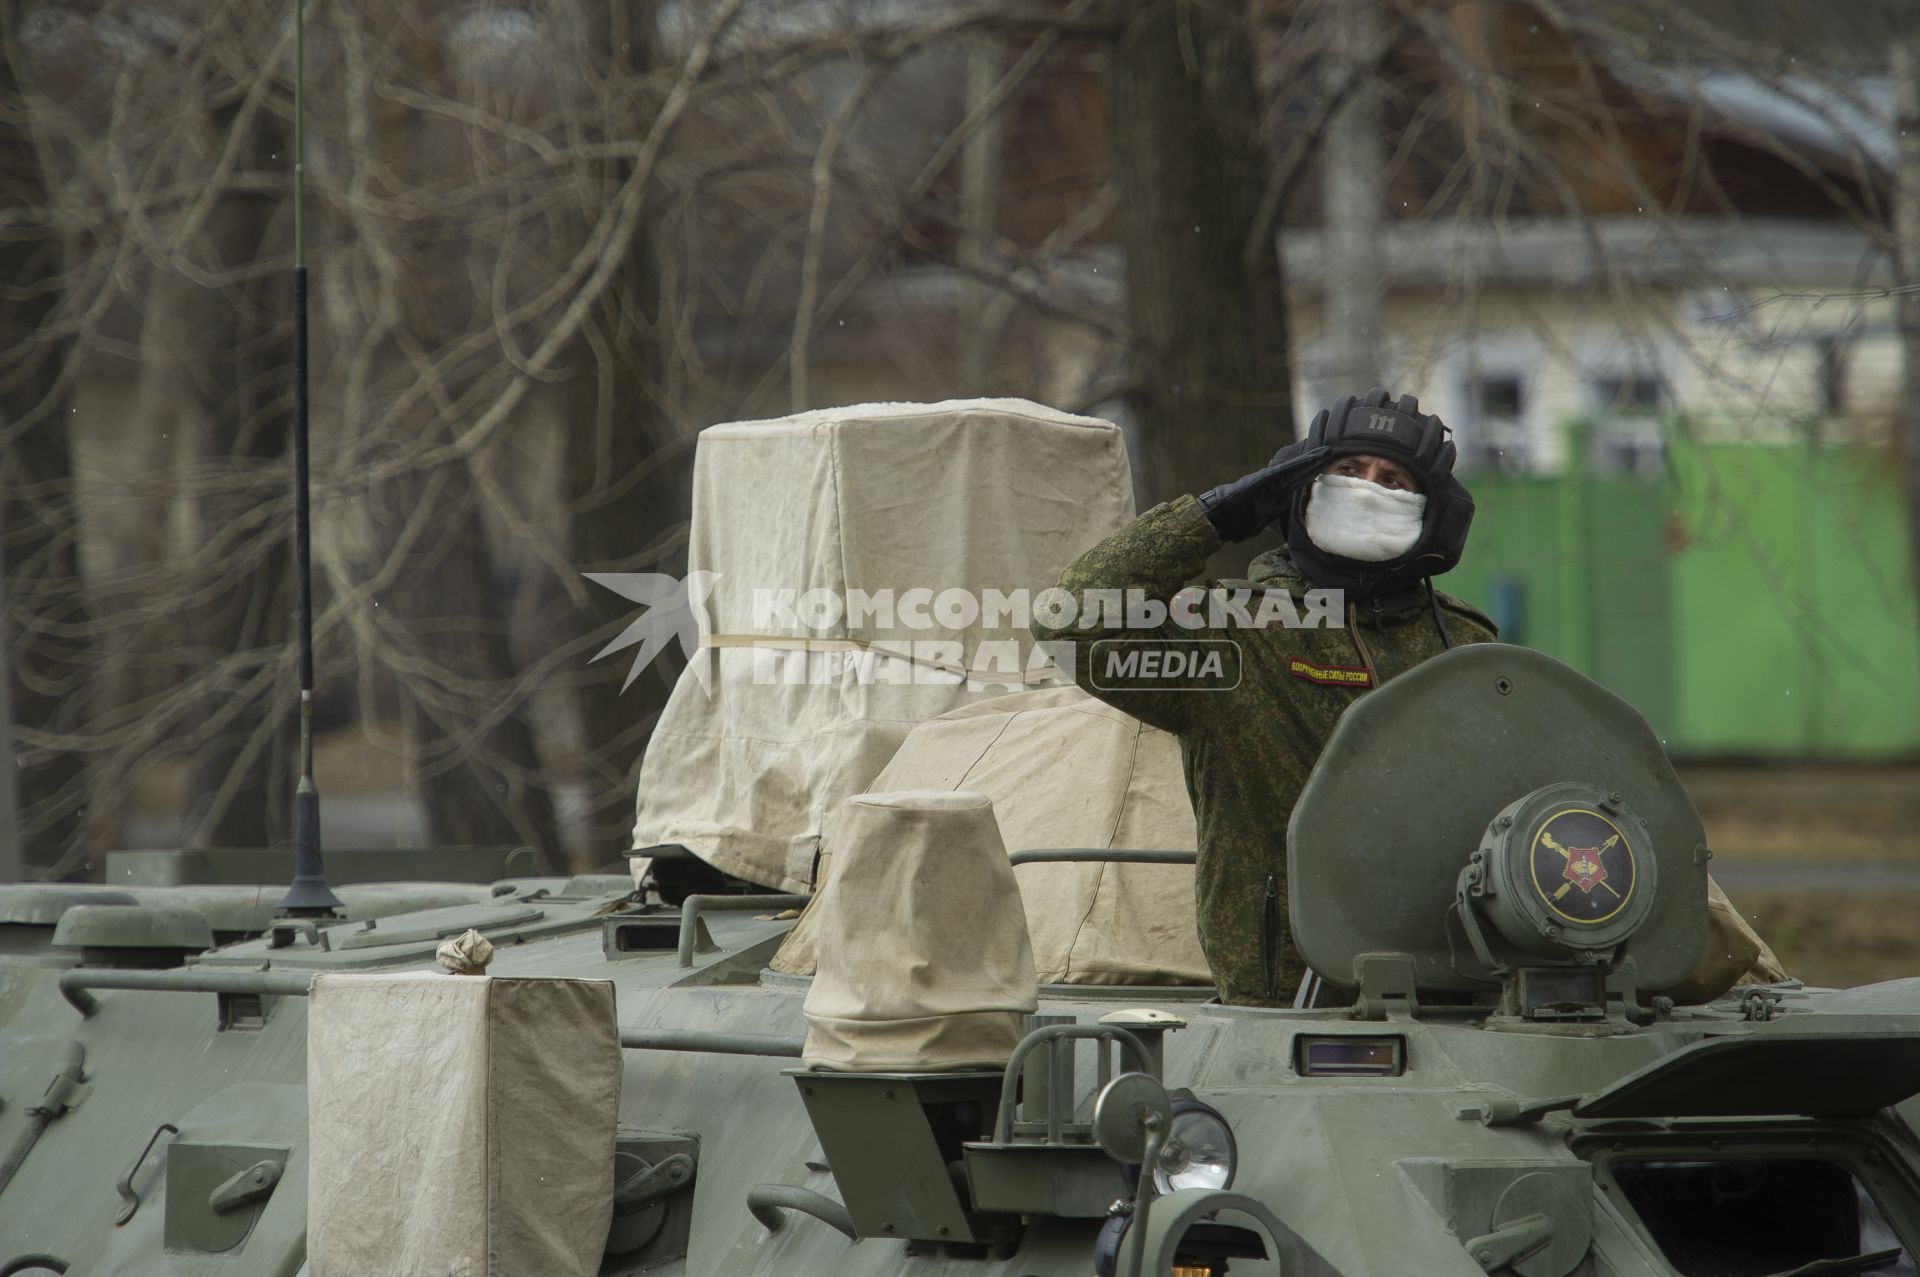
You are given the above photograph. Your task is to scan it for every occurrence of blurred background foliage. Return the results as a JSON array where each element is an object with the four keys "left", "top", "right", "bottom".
[{"left": 1, "top": 0, "right": 1916, "bottom": 983}]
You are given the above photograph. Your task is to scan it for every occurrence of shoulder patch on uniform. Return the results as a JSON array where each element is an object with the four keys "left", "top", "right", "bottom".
[
  {"left": 1434, "top": 591, "right": 1499, "bottom": 637},
  {"left": 1286, "top": 657, "right": 1373, "bottom": 688}
]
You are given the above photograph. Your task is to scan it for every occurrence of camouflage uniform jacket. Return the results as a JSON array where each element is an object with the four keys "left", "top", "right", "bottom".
[{"left": 1031, "top": 494, "right": 1497, "bottom": 1005}]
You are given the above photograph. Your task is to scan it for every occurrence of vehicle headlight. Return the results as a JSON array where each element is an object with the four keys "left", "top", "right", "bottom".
[
  {"left": 1150, "top": 1098, "right": 1237, "bottom": 1193},
  {"left": 1119, "top": 1097, "right": 1238, "bottom": 1196}
]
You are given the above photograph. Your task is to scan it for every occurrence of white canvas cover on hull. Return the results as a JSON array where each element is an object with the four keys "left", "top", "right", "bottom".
[
  {"left": 772, "top": 686, "right": 1212, "bottom": 986},
  {"left": 803, "top": 789, "right": 1039, "bottom": 1070},
  {"left": 629, "top": 398, "right": 1134, "bottom": 894},
  {"left": 307, "top": 973, "right": 621, "bottom": 1277}
]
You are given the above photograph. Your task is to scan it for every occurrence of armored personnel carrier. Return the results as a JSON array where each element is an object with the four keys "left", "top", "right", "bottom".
[
  {"left": 1, "top": 403, "right": 1912, "bottom": 1277},
  {"left": 3, "top": 641, "right": 1912, "bottom": 1277}
]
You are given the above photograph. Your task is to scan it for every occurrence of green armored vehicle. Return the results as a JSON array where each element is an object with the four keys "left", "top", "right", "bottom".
[
  {"left": 1, "top": 644, "right": 1915, "bottom": 1276},
  {"left": 2, "top": 401, "right": 1913, "bottom": 1277}
]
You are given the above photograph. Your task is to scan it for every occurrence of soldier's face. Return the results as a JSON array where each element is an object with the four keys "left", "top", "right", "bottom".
[{"left": 1322, "top": 453, "right": 1421, "bottom": 493}]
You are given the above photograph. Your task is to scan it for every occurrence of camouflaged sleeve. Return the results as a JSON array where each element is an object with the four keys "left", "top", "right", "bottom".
[{"left": 1029, "top": 495, "right": 1221, "bottom": 735}]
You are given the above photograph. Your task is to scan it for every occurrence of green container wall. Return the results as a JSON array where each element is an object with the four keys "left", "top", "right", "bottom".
[{"left": 1442, "top": 439, "right": 1920, "bottom": 759}]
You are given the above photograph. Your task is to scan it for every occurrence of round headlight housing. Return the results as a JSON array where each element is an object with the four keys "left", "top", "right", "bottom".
[
  {"left": 1154, "top": 1098, "right": 1237, "bottom": 1193},
  {"left": 1121, "top": 1097, "right": 1237, "bottom": 1195},
  {"left": 1475, "top": 781, "right": 1656, "bottom": 960}
]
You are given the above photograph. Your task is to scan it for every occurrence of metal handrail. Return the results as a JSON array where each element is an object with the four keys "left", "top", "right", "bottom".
[
  {"left": 677, "top": 894, "right": 809, "bottom": 967},
  {"left": 992, "top": 1024, "right": 1154, "bottom": 1145},
  {"left": 746, "top": 1184, "right": 856, "bottom": 1239},
  {"left": 619, "top": 1028, "right": 804, "bottom": 1058},
  {"left": 60, "top": 968, "right": 314, "bottom": 1017},
  {"left": 61, "top": 968, "right": 806, "bottom": 1060},
  {"left": 1006, "top": 849, "right": 1196, "bottom": 867}
]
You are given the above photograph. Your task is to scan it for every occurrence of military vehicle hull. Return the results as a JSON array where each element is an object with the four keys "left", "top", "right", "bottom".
[
  {"left": 4, "top": 643, "right": 1912, "bottom": 1275},
  {"left": 3, "top": 875, "right": 1918, "bottom": 1276}
]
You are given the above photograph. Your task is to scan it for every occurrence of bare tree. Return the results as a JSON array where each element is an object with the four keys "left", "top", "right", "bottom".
[
  {"left": 310, "top": 0, "right": 568, "bottom": 866},
  {"left": 0, "top": 2, "right": 88, "bottom": 875},
  {"left": 560, "top": 0, "right": 696, "bottom": 866},
  {"left": 5, "top": 0, "right": 1907, "bottom": 885},
  {"left": 1110, "top": 0, "right": 1293, "bottom": 508},
  {"left": 159, "top": 19, "right": 297, "bottom": 849}
]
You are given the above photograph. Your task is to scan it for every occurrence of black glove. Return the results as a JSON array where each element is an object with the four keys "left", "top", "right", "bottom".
[{"left": 1195, "top": 443, "right": 1330, "bottom": 543}]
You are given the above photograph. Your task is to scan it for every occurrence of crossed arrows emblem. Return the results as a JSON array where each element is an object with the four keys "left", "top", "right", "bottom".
[{"left": 1541, "top": 829, "right": 1623, "bottom": 901}]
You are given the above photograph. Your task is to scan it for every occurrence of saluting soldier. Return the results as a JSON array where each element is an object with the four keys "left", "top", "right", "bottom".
[{"left": 1032, "top": 388, "right": 1494, "bottom": 1005}]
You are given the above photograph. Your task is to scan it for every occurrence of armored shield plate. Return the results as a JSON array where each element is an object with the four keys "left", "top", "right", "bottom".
[
  {"left": 1287, "top": 644, "right": 1707, "bottom": 993},
  {"left": 1573, "top": 1030, "right": 1920, "bottom": 1119}
]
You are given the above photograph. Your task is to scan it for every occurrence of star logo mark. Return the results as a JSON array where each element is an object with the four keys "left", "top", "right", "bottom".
[{"left": 584, "top": 571, "right": 722, "bottom": 696}]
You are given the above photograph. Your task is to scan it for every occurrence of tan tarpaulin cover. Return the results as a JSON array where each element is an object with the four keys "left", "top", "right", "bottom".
[
  {"left": 770, "top": 686, "right": 1786, "bottom": 999},
  {"left": 773, "top": 686, "right": 1210, "bottom": 986},
  {"left": 308, "top": 973, "right": 621, "bottom": 1277},
  {"left": 1681, "top": 877, "right": 1790, "bottom": 1001},
  {"left": 803, "top": 790, "right": 1039, "bottom": 1070},
  {"left": 630, "top": 398, "right": 1134, "bottom": 894}
]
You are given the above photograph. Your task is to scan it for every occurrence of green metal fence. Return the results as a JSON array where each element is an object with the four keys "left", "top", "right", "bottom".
[{"left": 1443, "top": 440, "right": 1920, "bottom": 759}]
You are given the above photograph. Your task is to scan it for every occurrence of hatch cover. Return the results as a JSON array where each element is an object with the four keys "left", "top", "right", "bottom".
[
  {"left": 1287, "top": 644, "right": 1707, "bottom": 995},
  {"left": 1573, "top": 1032, "right": 1920, "bottom": 1120},
  {"left": 335, "top": 904, "right": 544, "bottom": 950}
]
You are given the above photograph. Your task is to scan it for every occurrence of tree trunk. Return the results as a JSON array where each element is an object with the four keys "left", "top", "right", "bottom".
[
  {"left": 564, "top": 0, "right": 692, "bottom": 868},
  {"left": 1321, "top": 0, "right": 1384, "bottom": 394},
  {"left": 1108, "top": 0, "right": 1294, "bottom": 514},
  {"left": 0, "top": 11, "right": 88, "bottom": 877},
  {"left": 174, "top": 99, "right": 295, "bottom": 850},
  {"left": 381, "top": 471, "right": 559, "bottom": 865},
  {"left": 326, "top": 3, "right": 561, "bottom": 870}
]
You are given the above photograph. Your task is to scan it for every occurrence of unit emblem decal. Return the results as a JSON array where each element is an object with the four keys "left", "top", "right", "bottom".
[{"left": 1529, "top": 808, "right": 1636, "bottom": 925}]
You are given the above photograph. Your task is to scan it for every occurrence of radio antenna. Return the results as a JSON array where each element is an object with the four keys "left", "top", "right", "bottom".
[{"left": 278, "top": 0, "right": 342, "bottom": 917}]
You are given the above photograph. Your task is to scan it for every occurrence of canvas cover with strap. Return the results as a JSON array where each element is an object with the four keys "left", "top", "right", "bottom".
[
  {"left": 803, "top": 789, "right": 1038, "bottom": 1070},
  {"left": 630, "top": 399, "right": 1134, "bottom": 894},
  {"left": 773, "top": 686, "right": 1211, "bottom": 986},
  {"left": 307, "top": 973, "right": 621, "bottom": 1277}
]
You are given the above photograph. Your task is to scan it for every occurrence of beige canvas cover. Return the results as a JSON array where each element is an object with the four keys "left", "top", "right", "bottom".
[
  {"left": 770, "top": 686, "right": 1785, "bottom": 997},
  {"left": 803, "top": 790, "right": 1039, "bottom": 1070},
  {"left": 774, "top": 686, "right": 1210, "bottom": 986},
  {"left": 308, "top": 973, "right": 621, "bottom": 1277},
  {"left": 1675, "top": 876, "right": 1789, "bottom": 1002},
  {"left": 630, "top": 398, "right": 1134, "bottom": 894}
]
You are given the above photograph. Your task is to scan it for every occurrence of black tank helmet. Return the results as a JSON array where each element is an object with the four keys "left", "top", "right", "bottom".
[{"left": 1276, "top": 387, "right": 1475, "bottom": 595}]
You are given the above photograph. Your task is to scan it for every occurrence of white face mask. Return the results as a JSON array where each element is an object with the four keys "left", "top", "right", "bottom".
[{"left": 1303, "top": 474, "right": 1427, "bottom": 562}]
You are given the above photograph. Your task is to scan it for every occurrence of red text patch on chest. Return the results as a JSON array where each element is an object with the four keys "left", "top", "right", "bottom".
[{"left": 1286, "top": 657, "right": 1373, "bottom": 688}]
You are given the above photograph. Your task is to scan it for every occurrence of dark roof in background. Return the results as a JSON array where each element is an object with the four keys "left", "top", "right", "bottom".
[
  {"left": 1590, "top": 0, "right": 1911, "bottom": 74},
  {"left": 1568, "top": 0, "right": 1908, "bottom": 171}
]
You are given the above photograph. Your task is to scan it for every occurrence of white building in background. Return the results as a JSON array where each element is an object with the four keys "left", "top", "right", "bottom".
[
  {"left": 1287, "top": 216, "right": 1902, "bottom": 477},
  {"left": 1282, "top": 9, "right": 1903, "bottom": 479}
]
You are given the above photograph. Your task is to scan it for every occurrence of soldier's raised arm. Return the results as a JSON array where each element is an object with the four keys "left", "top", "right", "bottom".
[{"left": 1030, "top": 445, "right": 1328, "bottom": 734}]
